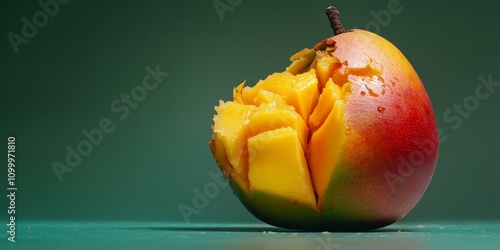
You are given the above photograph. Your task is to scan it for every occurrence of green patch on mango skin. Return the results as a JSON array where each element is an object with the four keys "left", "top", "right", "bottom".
[
  {"left": 248, "top": 191, "right": 322, "bottom": 230},
  {"left": 320, "top": 161, "right": 379, "bottom": 227},
  {"left": 229, "top": 180, "right": 323, "bottom": 231},
  {"left": 320, "top": 160, "right": 398, "bottom": 231}
]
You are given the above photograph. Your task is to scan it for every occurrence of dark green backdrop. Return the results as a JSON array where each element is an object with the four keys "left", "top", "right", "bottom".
[{"left": 1, "top": 0, "right": 499, "bottom": 225}]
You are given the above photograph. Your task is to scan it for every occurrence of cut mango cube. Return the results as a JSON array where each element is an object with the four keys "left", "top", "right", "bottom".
[
  {"left": 246, "top": 89, "right": 286, "bottom": 106},
  {"left": 248, "top": 103, "right": 309, "bottom": 150},
  {"left": 247, "top": 127, "right": 316, "bottom": 209},
  {"left": 315, "top": 50, "right": 341, "bottom": 89},
  {"left": 308, "top": 79, "right": 343, "bottom": 131},
  {"left": 308, "top": 98, "right": 346, "bottom": 206},
  {"left": 241, "top": 71, "right": 319, "bottom": 121},
  {"left": 212, "top": 101, "right": 256, "bottom": 189}
]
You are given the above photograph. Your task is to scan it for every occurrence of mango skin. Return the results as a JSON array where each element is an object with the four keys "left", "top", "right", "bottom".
[
  {"left": 316, "top": 30, "right": 438, "bottom": 229},
  {"left": 229, "top": 180, "right": 324, "bottom": 230},
  {"left": 211, "top": 29, "right": 439, "bottom": 231}
]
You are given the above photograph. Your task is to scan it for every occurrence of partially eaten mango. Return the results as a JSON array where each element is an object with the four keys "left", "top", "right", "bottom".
[{"left": 209, "top": 7, "right": 438, "bottom": 231}]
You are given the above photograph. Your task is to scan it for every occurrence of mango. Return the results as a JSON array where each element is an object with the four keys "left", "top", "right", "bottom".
[{"left": 209, "top": 6, "right": 438, "bottom": 231}]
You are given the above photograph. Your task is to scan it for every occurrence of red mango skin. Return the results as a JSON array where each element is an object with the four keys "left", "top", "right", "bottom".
[{"left": 317, "top": 30, "right": 439, "bottom": 229}]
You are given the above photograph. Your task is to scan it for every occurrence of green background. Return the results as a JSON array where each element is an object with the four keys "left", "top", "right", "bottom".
[{"left": 1, "top": 0, "right": 499, "bottom": 227}]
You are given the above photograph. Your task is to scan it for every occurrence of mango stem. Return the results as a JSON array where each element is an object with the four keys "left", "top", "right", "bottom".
[{"left": 326, "top": 6, "right": 345, "bottom": 36}]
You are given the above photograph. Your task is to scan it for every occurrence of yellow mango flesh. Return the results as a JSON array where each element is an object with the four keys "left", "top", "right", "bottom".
[
  {"left": 241, "top": 70, "right": 319, "bottom": 121},
  {"left": 315, "top": 50, "right": 342, "bottom": 89},
  {"left": 248, "top": 103, "right": 309, "bottom": 150},
  {"left": 308, "top": 85, "right": 346, "bottom": 206},
  {"left": 309, "top": 79, "right": 342, "bottom": 131},
  {"left": 210, "top": 47, "right": 351, "bottom": 213},
  {"left": 252, "top": 89, "right": 285, "bottom": 106},
  {"left": 248, "top": 127, "right": 316, "bottom": 209},
  {"left": 212, "top": 101, "right": 256, "bottom": 189}
]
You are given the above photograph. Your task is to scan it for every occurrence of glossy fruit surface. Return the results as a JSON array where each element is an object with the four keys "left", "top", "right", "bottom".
[{"left": 209, "top": 8, "right": 438, "bottom": 231}]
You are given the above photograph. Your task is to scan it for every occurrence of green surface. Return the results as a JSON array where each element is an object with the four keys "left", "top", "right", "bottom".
[{"left": 1, "top": 221, "right": 500, "bottom": 249}]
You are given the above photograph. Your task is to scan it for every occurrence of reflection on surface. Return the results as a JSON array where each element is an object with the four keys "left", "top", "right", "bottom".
[
  {"left": 146, "top": 222, "right": 500, "bottom": 250},
  {"left": 140, "top": 222, "right": 423, "bottom": 250},
  {"left": 11, "top": 220, "right": 500, "bottom": 250},
  {"left": 222, "top": 233, "right": 423, "bottom": 250}
]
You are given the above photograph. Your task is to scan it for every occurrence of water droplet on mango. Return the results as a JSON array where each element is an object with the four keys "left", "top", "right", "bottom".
[
  {"left": 345, "top": 125, "right": 351, "bottom": 135},
  {"left": 377, "top": 106, "right": 386, "bottom": 114}
]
